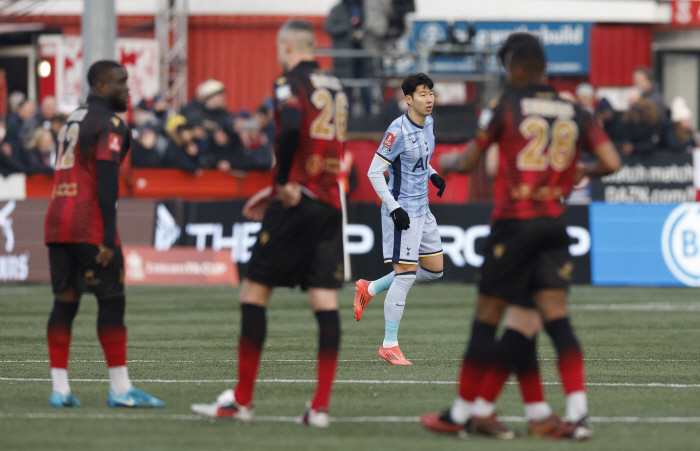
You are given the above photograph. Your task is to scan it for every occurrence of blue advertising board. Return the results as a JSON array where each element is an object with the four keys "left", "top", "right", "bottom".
[
  {"left": 408, "top": 21, "right": 592, "bottom": 75},
  {"left": 590, "top": 202, "right": 700, "bottom": 286}
]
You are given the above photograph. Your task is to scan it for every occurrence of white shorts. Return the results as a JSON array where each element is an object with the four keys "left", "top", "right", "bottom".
[{"left": 382, "top": 210, "right": 443, "bottom": 265}]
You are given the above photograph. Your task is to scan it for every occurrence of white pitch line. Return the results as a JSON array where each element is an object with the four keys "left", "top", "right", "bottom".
[
  {"left": 2, "top": 377, "right": 699, "bottom": 388},
  {"left": 1, "top": 412, "right": 699, "bottom": 424},
  {"left": 571, "top": 304, "right": 700, "bottom": 311}
]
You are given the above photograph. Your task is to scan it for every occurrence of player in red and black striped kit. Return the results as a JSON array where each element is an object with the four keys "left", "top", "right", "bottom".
[
  {"left": 45, "top": 60, "right": 164, "bottom": 408},
  {"left": 421, "top": 33, "right": 620, "bottom": 440},
  {"left": 191, "top": 19, "right": 346, "bottom": 427}
]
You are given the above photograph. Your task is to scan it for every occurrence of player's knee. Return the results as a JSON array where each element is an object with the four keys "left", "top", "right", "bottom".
[
  {"left": 97, "top": 294, "right": 125, "bottom": 326},
  {"left": 392, "top": 271, "right": 416, "bottom": 291},
  {"left": 419, "top": 264, "right": 443, "bottom": 282},
  {"left": 475, "top": 294, "right": 507, "bottom": 325},
  {"left": 55, "top": 287, "right": 80, "bottom": 303},
  {"left": 505, "top": 306, "right": 541, "bottom": 338}
]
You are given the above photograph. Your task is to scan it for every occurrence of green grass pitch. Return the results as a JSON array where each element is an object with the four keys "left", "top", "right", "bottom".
[{"left": 1, "top": 283, "right": 699, "bottom": 450}]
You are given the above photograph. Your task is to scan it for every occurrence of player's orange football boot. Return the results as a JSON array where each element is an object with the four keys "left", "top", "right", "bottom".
[
  {"left": 420, "top": 411, "right": 471, "bottom": 436},
  {"left": 528, "top": 413, "right": 563, "bottom": 437},
  {"left": 549, "top": 416, "right": 593, "bottom": 441},
  {"left": 353, "top": 279, "right": 373, "bottom": 321},
  {"left": 472, "top": 413, "right": 521, "bottom": 439},
  {"left": 378, "top": 345, "right": 412, "bottom": 365}
]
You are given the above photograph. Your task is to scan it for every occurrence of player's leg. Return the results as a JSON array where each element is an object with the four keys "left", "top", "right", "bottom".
[
  {"left": 470, "top": 306, "right": 542, "bottom": 439},
  {"left": 46, "top": 244, "right": 82, "bottom": 407},
  {"left": 379, "top": 261, "right": 416, "bottom": 364},
  {"left": 295, "top": 198, "right": 343, "bottom": 427},
  {"left": 537, "top": 289, "right": 592, "bottom": 440},
  {"left": 416, "top": 210, "right": 444, "bottom": 282},
  {"left": 233, "top": 281, "right": 271, "bottom": 411},
  {"left": 189, "top": 279, "right": 270, "bottom": 421},
  {"left": 193, "top": 199, "right": 301, "bottom": 420},
  {"left": 420, "top": 293, "right": 505, "bottom": 434},
  {"left": 86, "top": 245, "right": 164, "bottom": 408},
  {"left": 354, "top": 213, "right": 443, "bottom": 321},
  {"left": 532, "top": 220, "right": 591, "bottom": 440},
  {"left": 297, "top": 288, "right": 340, "bottom": 428},
  {"left": 517, "top": 334, "right": 562, "bottom": 437}
]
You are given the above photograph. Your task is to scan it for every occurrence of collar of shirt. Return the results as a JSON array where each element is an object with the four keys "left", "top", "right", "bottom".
[{"left": 85, "top": 94, "right": 114, "bottom": 112}]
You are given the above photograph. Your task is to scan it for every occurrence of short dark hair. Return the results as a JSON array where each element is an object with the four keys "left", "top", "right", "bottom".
[
  {"left": 402, "top": 72, "right": 434, "bottom": 96},
  {"left": 280, "top": 18, "right": 314, "bottom": 35},
  {"left": 87, "top": 60, "right": 123, "bottom": 88},
  {"left": 499, "top": 32, "right": 546, "bottom": 75}
]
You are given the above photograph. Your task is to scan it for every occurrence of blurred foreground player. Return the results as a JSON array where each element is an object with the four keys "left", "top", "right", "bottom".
[
  {"left": 190, "top": 19, "right": 347, "bottom": 427},
  {"left": 44, "top": 60, "right": 165, "bottom": 408},
  {"left": 421, "top": 33, "right": 620, "bottom": 440},
  {"left": 352, "top": 72, "right": 446, "bottom": 365}
]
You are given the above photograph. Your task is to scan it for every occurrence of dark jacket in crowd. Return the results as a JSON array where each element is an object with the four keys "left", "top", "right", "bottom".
[{"left": 162, "top": 140, "right": 200, "bottom": 174}]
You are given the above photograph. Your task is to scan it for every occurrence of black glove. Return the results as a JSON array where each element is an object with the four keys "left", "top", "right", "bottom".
[
  {"left": 390, "top": 207, "right": 410, "bottom": 231},
  {"left": 430, "top": 173, "right": 446, "bottom": 197}
]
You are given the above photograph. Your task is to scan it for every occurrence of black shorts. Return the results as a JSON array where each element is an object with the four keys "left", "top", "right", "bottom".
[
  {"left": 48, "top": 243, "right": 124, "bottom": 296},
  {"left": 247, "top": 195, "right": 344, "bottom": 290},
  {"left": 478, "top": 216, "right": 572, "bottom": 307}
]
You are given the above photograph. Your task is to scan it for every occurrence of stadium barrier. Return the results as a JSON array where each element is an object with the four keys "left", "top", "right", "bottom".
[
  {"left": 2, "top": 199, "right": 698, "bottom": 287},
  {"left": 590, "top": 152, "right": 695, "bottom": 203},
  {"left": 152, "top": 200, "right": 593, "bottom": 285}
]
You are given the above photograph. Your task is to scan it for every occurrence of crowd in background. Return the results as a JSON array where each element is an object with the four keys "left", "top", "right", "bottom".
[
  {"left": 129, "top": 79, "right": 274, "bottom": 177},
  {"left": 1, "top": 6, "right": 697, "bottom": 180},
  {"left": 0, "top": 79, "right": 275, "bottom": 178},
  {"left": 576, "top": 67, "right": 699, "bottom": 159}
]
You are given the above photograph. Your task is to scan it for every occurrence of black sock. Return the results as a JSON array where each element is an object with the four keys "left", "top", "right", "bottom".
[
  {"left": 240, "top": 303, "right": 267, "bottom": 346},
  {"left": 48, "top": 299, "right": 80, "bottom": 328}
]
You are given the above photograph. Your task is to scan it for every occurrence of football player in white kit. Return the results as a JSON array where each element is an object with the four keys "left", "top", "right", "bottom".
[{"left": 353, "top": 72, "right": 446, "bottom": 365}]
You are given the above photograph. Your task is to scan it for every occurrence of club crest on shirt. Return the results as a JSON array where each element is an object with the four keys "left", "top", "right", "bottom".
[
  {"left": 109, "top": 133, "right": 122, "bottom": 152},
  {"left": 275, "top": 84, "right": 292, "bottom": 101},
  {"left": 381, "top": 132, "right": 396, "bottom": 153}
]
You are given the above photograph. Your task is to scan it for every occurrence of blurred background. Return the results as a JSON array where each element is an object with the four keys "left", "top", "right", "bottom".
[{"left": 0, "top": 0, "right": 698, "bottom": 288}]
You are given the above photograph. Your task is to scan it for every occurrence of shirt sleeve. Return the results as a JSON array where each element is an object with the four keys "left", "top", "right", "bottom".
[
  {"left": 474, "top": 97, "right": 505, "bottom": 150},
  {"left": 367, "top": 155, "right": 400, "bottom": 213},
  {"left": 581, "top": 110, "right": 611, "bottom": 150},
  {"left": 96, "top": 118, "right": 125, "bottom": 164},
  {"left": 274, "top": 76, "right": 303, "bottom": 184},
  {"left": 374, "top": 124, "right": 403, "bottom": 165}
]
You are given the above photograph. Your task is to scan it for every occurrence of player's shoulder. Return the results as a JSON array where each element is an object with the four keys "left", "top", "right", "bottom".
[
  {"left": 386, "top": 114, "right": 407, "bottom": 134},
  {"left": 425, "top": 115, "right": 435, "bottom": 127},
  {"left": 109, "top": 114, "right": 128, "bottom": 134},
  {"left": 308, "top": 68, "right": 344, "bottom": 92}
]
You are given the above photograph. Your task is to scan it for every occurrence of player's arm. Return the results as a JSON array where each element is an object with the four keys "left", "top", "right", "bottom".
[
  {"left": 369, "top": 130, "right": 410, "bottom": 229},
  {"left": 96, "top": 160, "right": 118, "bottom": 266},
  {"left": 439, "top": 141, "right": 486, "bottom": 175},
  {"left": 367, "top": 155, "right": 400, "bottom": 213},
  {"left": 579, "top": 114, "right": 621, "bottom": 180},
  {"left": 274, "top": 82, "right": 302, "bottom": 208},
  {"left": 426, "top": 163, "right": 446, "bottom": 197},
  {"left": 94, "top": 120, "right": 125, "bottom": 266}
]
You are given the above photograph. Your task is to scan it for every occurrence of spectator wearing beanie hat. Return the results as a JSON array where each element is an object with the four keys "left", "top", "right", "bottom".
[{"left": 665, "top": 97, "right": 699, "bottom": 153}]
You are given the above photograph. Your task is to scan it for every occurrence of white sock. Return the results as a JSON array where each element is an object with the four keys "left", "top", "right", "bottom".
[
  {"left": 382, "top": 340, "right": 399, "bottom": 348},
  {"left": 50, "top": 368, "right": 70, "bottom": 395},
  {"left": 471, "top": 397, "right": 495, "bottom": 418},
  {"left": 449, "top": 396, "right": 472, "bottom": 424},
  {"left": 524, "top": 401, "right": 553, "bottom": 421},
  {"left": 368, "top": 282, "right": 377, "bottom": 297},
  {"left": 565, "top": 390, "right": 588, "bottom": 422},
  {"left": 108, "top": 366, "right": 133, "bottom": 395}
]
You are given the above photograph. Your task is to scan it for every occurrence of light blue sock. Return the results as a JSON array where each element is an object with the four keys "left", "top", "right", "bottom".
[
  {"left": 369, "top": 272, "right": 394, "bottom": 296},
  {"left": 382, "top": 272, "right": 415, "bottom": 347},
  {"left": 383, "top": 320, "right": 400, "bottom": 347}
]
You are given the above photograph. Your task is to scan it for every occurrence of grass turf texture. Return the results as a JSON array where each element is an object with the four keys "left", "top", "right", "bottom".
[{"left": 1, "top": 283, "right": 699, "bottom": 451}]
